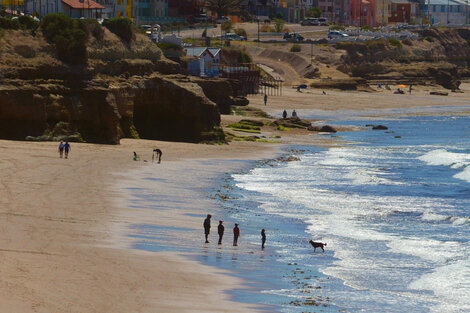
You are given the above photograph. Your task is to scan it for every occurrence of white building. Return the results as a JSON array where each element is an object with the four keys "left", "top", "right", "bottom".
[
  {"left": 186, "top": 47, "right": 221, "bottom": 77},
  {"left": 424, "top": 0, "right": 466, "bottom": 25}
]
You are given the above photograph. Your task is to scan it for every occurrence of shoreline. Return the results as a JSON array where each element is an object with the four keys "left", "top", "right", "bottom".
[{"left": 2, "top": 87, "right": 470, "bottom": 311}]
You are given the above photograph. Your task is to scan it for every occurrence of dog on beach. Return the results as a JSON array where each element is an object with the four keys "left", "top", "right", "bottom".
[{"left": 309, "top": 240, "right": 327, "bottom": 252}]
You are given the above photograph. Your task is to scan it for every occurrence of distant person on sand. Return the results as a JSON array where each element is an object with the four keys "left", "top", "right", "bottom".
[
  {"left": 152, "top": 148, "right": 162, "bottom": 163},
  {"left": 261, "top": 229, "right": 266, "bottom": 249},
  {"left": 409, "top": 84, "right": 413, "bottom": 94},
  {"left": 133, "top": 152, "right": 140, "bottom": 161},
  {"left": 58, "top": 140, "right": 65, "bottom": 158},
  {"left": 292, "top": 110, "right": 298, "bottom": 118},
  {"left": 233, "top": 223, "right": 240, "bottom": 246},
  {"left": 264, "top": 94, "right": 268, "bottom": 106},
  {"left": 64, "top": 141, "right": 71, "bottom": 159},
  {"left": 282, "top": 110, "right": 287, "bottom": 119},
  {"left": 218, "top": 220, "right": 224, "bottom": 245},
  {"left": 322, "top": 90, "right": 326, "bottom": 95},
  {"left": 204, "top": 214, "right": 212, "bottom": 243}
]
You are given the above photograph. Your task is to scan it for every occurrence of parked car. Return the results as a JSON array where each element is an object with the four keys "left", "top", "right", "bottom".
[
  {"left": 318, "top": 18, "right": 328, "bottom": 26},
  {"left": 223, "top": 33, "right": 247, "bottom": 41},
  {"left": 301, "top": 18, "right": 319, "bottom": 26},
  {"left": 217, "top": 16, "right": 231, "bottom": 24},
  {"left": 328, "top": 30, "right": 349, "bottom": 39},
  {"left": 283, "top": 32, "right": 304, "bottom": 42}
]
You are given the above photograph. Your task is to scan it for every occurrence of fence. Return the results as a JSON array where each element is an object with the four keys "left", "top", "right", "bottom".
[{"left": 220, "top": 63, "right": 283, "bottom": 97}]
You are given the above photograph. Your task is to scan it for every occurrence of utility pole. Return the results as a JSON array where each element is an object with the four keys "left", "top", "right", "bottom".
[
  {"left": 382, "top": 0, "right": 385, "bottom": 25},
  {"left": 466, "top": 0, "right": 468, "bottom": 25},
  {"left": 447, "top": 0, "right": 449, "bottom": 24}
]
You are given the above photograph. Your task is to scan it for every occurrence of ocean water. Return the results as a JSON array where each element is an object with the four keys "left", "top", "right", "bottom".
[{"left": 224, "top": 115, "right": 470, "bottom": 313}]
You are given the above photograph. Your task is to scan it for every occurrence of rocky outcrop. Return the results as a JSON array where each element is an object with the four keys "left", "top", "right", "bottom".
[
  {"left": 0, "top": 28, "right": 225, "bottom": 144},
  {"left": 335, "top": 28, "right": 470, "bottom": 89}
]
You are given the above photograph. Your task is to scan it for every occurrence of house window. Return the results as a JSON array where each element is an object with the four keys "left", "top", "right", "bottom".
[
  {"left": 441, "top": 5, "right": 445, "bottom": 12},
  {"left": 449, "top": 5, "right": 453, "bottom": 13},
  {"left": 433, "top": 5, "right": 436, "bottom": 12}
]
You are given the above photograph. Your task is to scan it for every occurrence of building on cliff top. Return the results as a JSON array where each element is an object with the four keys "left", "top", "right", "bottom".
[
  {"left": 185, "top": 47, "right": 221, "bottom": 77},
  {"left": 25, "top": 0, "right": 104, "bottom": 18}
]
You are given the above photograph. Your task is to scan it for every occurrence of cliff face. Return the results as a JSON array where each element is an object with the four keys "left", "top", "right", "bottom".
[
  {"left": 335, "top": 28, "right": 470, "bottom": 89},
  {"left": 0, "top": 28, "right": 225, "bottom": 144}
]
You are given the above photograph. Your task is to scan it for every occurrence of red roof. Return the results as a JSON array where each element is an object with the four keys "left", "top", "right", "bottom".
[{"left": 62, "top": 0, "right": 104, "bottom": 9}]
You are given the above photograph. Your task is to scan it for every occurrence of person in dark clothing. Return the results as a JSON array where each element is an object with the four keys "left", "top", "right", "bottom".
[
  {"left": 153, "top": 148, "right": 162, "bottom": 163},
  {"left": 409, "top": 84, "right": 413, "bottom": 94},
  {"left": 282, "top": 110, "right": 287, "bottom": 119},
  {"left": 233, "top": 223, "right": 240, "bottom": 246},
  {"left": 218, "top": 220, "right": 224, "bottom": 245},
  {"left": 264, "top": 94, "right": 268, "bottom": 106},
  {"left": 64, "top": 141, "right": 71, "bottom": 159},
  {"left": 203, "top": 214, "right": 211, "bottom": 243},
  {"left": 58, "top": 140, "right": 65, "bottom": 158},
  {"left": 261, "top": 229, "right": 266, "bottom": 249}
]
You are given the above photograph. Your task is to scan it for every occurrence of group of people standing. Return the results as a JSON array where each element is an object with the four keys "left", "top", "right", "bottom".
[
  {"left": 282, "top": 109, "right": 297, "bottom": 119},
  {"left": 58, "top": 141, "right": 71, "bottom": 158},
  {"left": 204, "top": 214, "right": 266, "bottom": 249}
]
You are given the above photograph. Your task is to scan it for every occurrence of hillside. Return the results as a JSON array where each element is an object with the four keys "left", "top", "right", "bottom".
[{"left": 0, "top": 16, "right": 236, "bottom": 144}]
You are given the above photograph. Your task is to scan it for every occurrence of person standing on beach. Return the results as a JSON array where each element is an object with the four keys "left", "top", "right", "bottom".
[
  {"left": 204, "top": 214, "right": 212, "bottom": 243},
  {"left": 282, "top": 110, "right": 287, "bottom": 119},
  {"left": 64, "top": 141, "right": 71, "bottom": 159},
  {"left": 233, "top": 223, "right": 240, "bottom": 246},
  {"left": 261, "top": 229, "right": 266, "bottom": 249},
  {"left": 58, "top": 140, "right": 65, "bottom": 158},
  {"left": 264, "top": 94, "right": 268, "bottom": 106},
  {"left": 409, "top": 84, "right": 413, "bottom": 94},
  {"left": 292, "top": 110, "right": 298, "bottom": 118},
  {"left": 218, "top": 220, "right": 224, "bottom": 245},
  {"left": 153, "top": 148, "right": 162, "bottom": 163}
]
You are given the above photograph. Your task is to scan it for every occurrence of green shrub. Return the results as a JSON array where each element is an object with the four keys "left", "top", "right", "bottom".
[
  {"left": 424, "top": 36, "right": 435, "bottom": 42},
  {"left": 274, "top": 18, "right": 285, "bottom": 33},
  {"left": 41, "top": 13, "right": 87, "bottom": 65},
  {"left": 80, "top": 18, "right": 104, "bottom": 41},
  {"left": 235, "top": 28, "right": 247, "bottom": 37},
  {"left": 102, "top": 18, "right": 134, "bottom": 44},
  {"left": 389, "top": 38, "right": 402, "bottom": 47},
  {"left": 221, "top": 21, "right": 232, "bottom": 32},
  {"left": 18, "top": 15, "right": 39, "bottom": 30},
  {"left": 0, "top": 17, "right": 20, "bottom": 29},
  {"left": 290, "top": 43, "right": 301, "bottom": 52}
]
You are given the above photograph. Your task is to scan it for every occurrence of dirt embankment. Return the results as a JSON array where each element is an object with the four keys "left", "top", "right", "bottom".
[
  {"left": 0, "top": 28, "right": 238, "bottom": 144},
  {"left": 246, "top": 28, "right": 470, "bottom": 90}
]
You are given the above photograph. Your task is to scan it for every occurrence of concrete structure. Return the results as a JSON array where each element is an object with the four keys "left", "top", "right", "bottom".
[
  {"left": 186, "top": 47, "right": 221, "bottom": 77},
  {"left": 425, "top": 0, "right": 465, "bottom": 24}
]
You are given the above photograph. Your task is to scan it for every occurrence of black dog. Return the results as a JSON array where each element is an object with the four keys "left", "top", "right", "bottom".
[{"left": 309, "top": 240, "right": 327, "bottom": 252}]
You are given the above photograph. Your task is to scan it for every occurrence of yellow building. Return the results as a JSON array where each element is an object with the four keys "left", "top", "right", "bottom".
[
  {"left": 376, "top": 0, "right": 391, "bottom": 25},
  {"left": 1, "top": 0, "right": 24, "bottom": 7}
]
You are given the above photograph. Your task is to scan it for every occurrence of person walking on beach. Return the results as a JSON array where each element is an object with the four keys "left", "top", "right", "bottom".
[
  {"left": 264, "top": 94, "right": 268, "bottom": 106},
  {"left": 153, "top": 148, "right": 162, "bottom": 163},
  {"left": 261, "top": 229, "right": 266, "bottom": 249},
  {"left": 64, "top": 141, "right": 71, "bottom": 159},
  {"left": 409, "top": 84, "right": 413, "bottom": 94},
  {"left": 233, "top": 223, "right": 240, "bottom": 246},
  {"left": 218, "top": 220, "right": 224, "bottom": 245},
  {"left": 292, "top": 110, "right": 298, "bottom": 118},
  {"left": 282, "top": 110, "right": 287, "bottom": 119},
  {"left": 204, "top": 214, "right": 212, "bottom": 243},
  {"left": 58, "top": 140, "right": 65, "bottom": 158}
]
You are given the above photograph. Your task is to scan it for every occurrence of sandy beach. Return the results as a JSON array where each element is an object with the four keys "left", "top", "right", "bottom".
[{"left": 1, "top": 85, "right": 470, "bottom": 312}]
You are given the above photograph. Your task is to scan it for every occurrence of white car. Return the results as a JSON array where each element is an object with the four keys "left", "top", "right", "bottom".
[{"left": 328, "top": 30, "right": 349, "bottom": 39}]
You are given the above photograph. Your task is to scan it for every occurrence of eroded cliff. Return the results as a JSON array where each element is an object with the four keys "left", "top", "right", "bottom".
[{"left": 0, "top": 24, "right": 228, "bottom": 144}]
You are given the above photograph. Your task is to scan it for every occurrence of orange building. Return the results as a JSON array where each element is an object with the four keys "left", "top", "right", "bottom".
[{"left": 351, "top": 0, "right": 377, "bottom": 26}]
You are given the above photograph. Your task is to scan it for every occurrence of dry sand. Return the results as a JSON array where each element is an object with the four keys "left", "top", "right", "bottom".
[
  {"left": 0, "top": 139, "right": 277, "bottom": 312},
  {"left": 1, "top": 85, "right": 470, "bottom": 312}
]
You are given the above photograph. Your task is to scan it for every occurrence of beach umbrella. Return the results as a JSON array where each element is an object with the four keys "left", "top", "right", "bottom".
[{"left": 397, "top": 84, "right": 406, "bottom": 88}]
